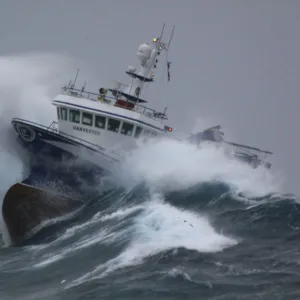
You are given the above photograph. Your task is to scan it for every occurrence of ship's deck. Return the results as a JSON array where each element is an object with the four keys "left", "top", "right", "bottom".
[{"left": 60, "top": 86, "right": 168, "bottom": 123}]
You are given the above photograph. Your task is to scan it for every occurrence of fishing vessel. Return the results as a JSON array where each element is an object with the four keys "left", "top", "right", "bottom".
[
  {"left": 12, "top": 25, "right": 177, "bottom": 177},
  {"left": 2, "top": 25, "right": 273, "bottom": 245},
  {"left": 10, "top": 24, "right": 272, "bottom": 175},
  {"left": 2, "top": 25, "right": 177, "bottom": 245}
]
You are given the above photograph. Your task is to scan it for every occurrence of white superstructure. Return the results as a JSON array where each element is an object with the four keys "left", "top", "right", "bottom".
[{"left": 51, "top": 25, "right": 175, "bottom": 155}]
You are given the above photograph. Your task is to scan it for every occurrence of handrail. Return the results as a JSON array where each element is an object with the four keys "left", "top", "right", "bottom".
[
  {"left": 224, "top": 140, "right": 273, "bottom": 155},
  {"left": 60, "top": 87, "right": 167, "bottom": 122},
  {"left": 12, "top": 118, "right": 119, "bottom": 161}
]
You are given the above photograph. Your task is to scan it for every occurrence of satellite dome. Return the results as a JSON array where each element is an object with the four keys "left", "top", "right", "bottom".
[{"left": 136, "top": 43, "right": 152, "bottom": 64}]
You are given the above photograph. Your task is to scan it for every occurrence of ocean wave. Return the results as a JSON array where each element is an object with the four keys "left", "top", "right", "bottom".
[{"left": 0, "top": 53, "right": 298, "bottom": 300}]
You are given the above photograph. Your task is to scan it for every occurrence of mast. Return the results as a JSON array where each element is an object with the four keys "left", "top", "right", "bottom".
[{"left": 119, "top": 24, "right": 175, "bottom": 103}]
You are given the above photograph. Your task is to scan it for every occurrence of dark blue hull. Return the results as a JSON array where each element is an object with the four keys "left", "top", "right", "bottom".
[{"left": 11, "top": 118, "right": 117, "bottom": 191}]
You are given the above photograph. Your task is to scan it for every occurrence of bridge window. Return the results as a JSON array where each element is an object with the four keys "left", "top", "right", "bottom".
[
  {"left": 134, "top": 126, "right": 142, "bottom": 138},
  {"left": 57, "top": 107, "right": 60, "bottom": 120},
  {"left": 108, "top": 118, "right": 121, "bottom": 133},
  {"left": 69, "top": 109, "right": 80, "bottom": 123},
  {"left": 95, "top": 115, "right": 106, "bottom": 129},
  {"left": 121, "top": 122, "right": 134, "bottom": 136},
  {"left": 82, "top": 112, "right": 93, "bottom": 126},
  {"left": 60, "top": 107, "right": 68, "bottom": 121}
]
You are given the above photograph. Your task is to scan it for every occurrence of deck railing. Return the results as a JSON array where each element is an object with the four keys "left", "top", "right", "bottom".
[
  {"left": 60, "top": 87, "right": 167, "bottom": 122},
  {"left": 13, "top": 118, "right": 119, "bottom": 161}
]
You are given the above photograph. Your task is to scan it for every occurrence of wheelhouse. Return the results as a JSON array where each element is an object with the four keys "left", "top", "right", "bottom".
[{"left": 55, "top": 104, "right": 165, "bottom": 140}]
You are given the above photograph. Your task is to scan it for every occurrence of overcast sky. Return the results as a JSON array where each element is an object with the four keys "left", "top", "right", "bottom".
[{"left": 0, "top": 0, "right": 299, "bottom": 194}]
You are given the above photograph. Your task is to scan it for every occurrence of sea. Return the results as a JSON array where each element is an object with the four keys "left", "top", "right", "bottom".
[{"left": 0, "top": 53, "right": 299, "bottom": 300}]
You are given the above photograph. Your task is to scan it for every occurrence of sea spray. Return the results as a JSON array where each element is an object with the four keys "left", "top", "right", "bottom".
[
  {"left": 116, "top": 137, "right": 281, "bottom": 197},
  {"left": 0, "top": 52, "right": 74, "bottom": 244}
]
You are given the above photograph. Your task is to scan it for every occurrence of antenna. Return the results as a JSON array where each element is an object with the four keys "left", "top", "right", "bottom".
[
  {"left": 161, "top": 25, "right": 175, "bottom": 119},
  {"left": 81, "top": 80, "right": 86, "bottom": 93},
  {"left": 167, "top": 25, "right": 175, "bottom": 50},
  {"left": 159, "top": 23, "right": 165, "bottom": 41},
  {"left": 165, "top": 25, "right": 175, "bottom": 83},
  {"left": 163, "top": 106, "right": 168, "bottom": 122},
  {"left": 71, "top": 68, "right": 80, "bottom": 89}
]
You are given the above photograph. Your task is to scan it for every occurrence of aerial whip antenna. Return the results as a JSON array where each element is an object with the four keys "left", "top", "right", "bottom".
[
  {"left": 166, "top": 25, "right": 175, "bottom": 82},
  {"left": 71, "top": 68, "right": 80, "bottom": 89},
  {"left": 167, "top": 25, "right": 175, "bottom": 50},
  {"left": 159, "top": 23, "right": 166, "bottom": 42}
]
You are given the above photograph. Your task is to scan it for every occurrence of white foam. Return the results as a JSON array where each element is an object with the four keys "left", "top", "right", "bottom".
[
  {"left": 97, "top": 204, "right": 144, "bottom": 222},
  {"left": 26, "top": 202, "right": 143, "bottom": 269},
  {"left": 0, "top": 52, "right": 73, "bottom": 125},
  {"left": 31, "top": 228, "right": 109, "bottom": 268},
  {"left": 67, "top": 194, "right": 236, "bottom": 287},
  {"left": 117, "top": 138, "right": 282, "bottom": 198},
  {"left": 54, "top": 203, "right": 143, "bottom": 244},
  {"left": 0, "top": 52, "right": 74, "bottom": 243},
  {"left": 130, "top": 194, "right": 235, "bottom": 252}
]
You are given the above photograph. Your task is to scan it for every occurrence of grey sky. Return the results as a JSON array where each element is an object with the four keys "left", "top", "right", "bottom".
[{"left": 0, "top": 0, "right": 299, "bottom": 194}]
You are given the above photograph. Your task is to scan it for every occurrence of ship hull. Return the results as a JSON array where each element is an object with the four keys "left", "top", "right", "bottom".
[
  {"left": 1, "top": 119, "right": 120, "bottom": 245},
  {"left": 11, "top": 118, "right": 120, "bottom": 180},
  {"left": 2, "top": 182, "right": 87, "bottom": 245}
]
